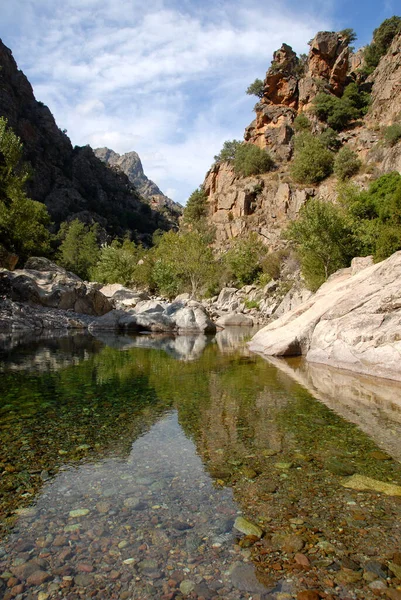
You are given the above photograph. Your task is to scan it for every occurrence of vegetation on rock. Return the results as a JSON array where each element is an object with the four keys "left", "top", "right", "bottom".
[
  {"left": 363, "top": 16, "right": 401, "bottom": 74},
  {"left": 246, "top": 78, "right": 264, "bottom": 99},
  {"left": 291, "top": 133, "right": 334, "bottom": 184},
  {"left": 0, "top": 117, "right": 51, "bottom": 262},
  {"left": 334, "top": 147, "right": 361, "bottom": 181},
  {"left": 222, "top": 232, "right": 268, "bottom": 287},
  {"left": 383, "top": 123, "right": 401, "bottom": 147}
]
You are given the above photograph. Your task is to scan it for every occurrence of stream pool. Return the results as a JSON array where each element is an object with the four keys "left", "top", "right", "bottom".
[{"left": 1, "top": 330, "right": 401, "bottom": 599}]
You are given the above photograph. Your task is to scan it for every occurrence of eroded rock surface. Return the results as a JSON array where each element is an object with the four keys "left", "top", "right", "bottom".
[{"left": 250, "top": 252, "right": 401, "bottom": 381}]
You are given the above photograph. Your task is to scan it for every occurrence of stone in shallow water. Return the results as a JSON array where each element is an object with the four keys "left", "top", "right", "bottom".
[
  {"left": 123, "top": 497, "right": 141, "bottom": 509},
  {"left": 69, "top": 509, "right": 89, "bottom": 518},
  {"left": 342, "top": 474, "right": 401, "bottom": 496},
  {"left": 234, "top": 516, "right": 263, "bottom": 538},
  {"left": 180, "top": 580, "right": 195, "bottom": 595},
  {"left": 229, "top": 562, "right": 270, "bottom": 593}
]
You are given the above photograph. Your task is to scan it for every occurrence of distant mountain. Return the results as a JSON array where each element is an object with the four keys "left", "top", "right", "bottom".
[
  {"left": 94, "top": 148, "right": 183, "bottom": 221},
  {"left": 0, "top": 39, "right": 175, "bottom": 244}
]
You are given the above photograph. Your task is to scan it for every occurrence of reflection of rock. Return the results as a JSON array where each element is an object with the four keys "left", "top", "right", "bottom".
[
  {"left": 0, "top": 332, "right": 103, "bottom": 372},
  {"left": 93, "top": 332, "right": 210, "bottom": 361},
  {"left": 264, "top": 356, "right": 401, "bottom": 462},
  {"left": 215, "top": 326, "right": 258, "bottom": 353}
]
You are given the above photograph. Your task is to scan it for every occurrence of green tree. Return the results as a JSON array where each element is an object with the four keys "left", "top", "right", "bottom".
[
  {"left": 291, "top": 133, "right": 334, "bottom": 184},
  {"left": 214, "top": 139, "right": 242, "bottom": 163},
  {"left": 313, "top": 93, "right": 359, "bottom": 131},
  {"left": 285, "top": 199, "right": 356, "bottom": 290},
  {"left": 57, "top": 219, "right": 100, "bottom": 279},
  {"left": 293, "top": 113, "right": 311, "bottom": 132},
  {"left": 223, "top": 232, "right": 267, "bottom": 286},
  {"left": 91, "top": 238, "right": 143, "bottom": 285},
  {"left": 233, "top": 143, "right": 274, "bottom": 176},
  {"left": 246, "top": 78, "right": 264, "bottom": 99},
  {"left": 339, "top": 28, "right": 357, "bottom": 45},
  {"left": 334, "top": 147, "right": 361, "bottom": 180},
  {"left": 183, "top": 187, "right": 208, "bottom": 224},
  {"left": 152, "top": 230, "right": 217, "bottom": 298},
  {"left": 0, "top": 117, "right": 51, "bottom": 262},
  {"left": 383, "top": 123, "right": 401, "bottom": 147},
  {"left": 363, "top": 16, "right": 401, "bottom": 74}
]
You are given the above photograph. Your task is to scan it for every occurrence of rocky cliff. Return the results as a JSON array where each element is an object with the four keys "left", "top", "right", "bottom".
[
  {"left": 0, "top": 40, "right": 173, "bottom": 243},
  {"left": 94, "top": 148, "right": 182, "bottom": 225},
  {"left": 204, "top": 30, "right": 401, "bottom": 248}
]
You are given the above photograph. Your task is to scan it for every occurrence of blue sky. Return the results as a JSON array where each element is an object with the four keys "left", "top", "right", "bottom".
[{"left": 1, "top": 0, "right": 398, "bottom": 205}]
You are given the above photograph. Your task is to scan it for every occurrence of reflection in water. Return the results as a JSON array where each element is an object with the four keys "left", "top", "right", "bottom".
[
  {"left": 268, "top": 356, "right": 401, "bottom": 462},
  {"left": 0, "top": 332, "right": 401, "bottom": 599}
]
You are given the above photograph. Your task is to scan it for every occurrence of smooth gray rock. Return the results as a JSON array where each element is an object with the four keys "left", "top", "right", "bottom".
[{"left": 216, "top": 313, "right": 254, "bottom": 327}]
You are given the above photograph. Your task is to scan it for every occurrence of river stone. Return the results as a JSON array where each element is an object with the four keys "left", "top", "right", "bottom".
[
  {"left": 325, "top": 458, "right": 355, "bottom": 476},
  {"left": 216, "top": 313, "right": 254, "bottom": 327},
  {"left": 230, "top": 562, "right": 269, "bottom": 593},
  {"left": 389, "top": 562, "right": 401, "bottom": 579},
  {"left": 123, "top": 497, "right": 141, "bottom": 509},
  {"left": 342, "top": 474, "right": 401, "bottom": 496},
  {"left": 180, "top": 580, "right": 195, "bottom": 595},
  {"left": 69, "top": 509, "right": 89, "bottom": 518},
  {"left": 234, "top": 516, "right": 263, "bottom": 538}
]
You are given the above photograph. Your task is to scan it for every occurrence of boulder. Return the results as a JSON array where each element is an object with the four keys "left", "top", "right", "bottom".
[
  {"left": 0, "top": 262, "right": 112, "bottom": 316},
  {"left": 250, "top": 252, "right": 401, "bottom": 381},
  {"left": 172, "top": 306, "right": 216, "bottom": 333},
  {"left": 216, "top": 313, "right": 254, "bottom": 327}
]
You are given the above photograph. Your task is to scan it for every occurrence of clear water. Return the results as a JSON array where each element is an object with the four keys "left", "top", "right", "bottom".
[{"left": 1, "top": 330, "right": 401, "bottom": 599}]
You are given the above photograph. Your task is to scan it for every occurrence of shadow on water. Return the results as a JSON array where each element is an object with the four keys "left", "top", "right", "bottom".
[{"left": 0, "top": 329, "right": 401, "bottom": 598}]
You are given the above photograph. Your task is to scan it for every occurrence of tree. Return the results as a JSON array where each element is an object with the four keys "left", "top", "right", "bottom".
[
  {"left": 183, "top": 187, "right": 208, "bottom": 224},
  {"left": 291, "top": 133, "right": 334, "bottom": 184},
  {"left": 383, "top": 123, "right": 401, "bottom": 147},
  {"left": 246, "top": 78, "right": 264, "bottom": 99},
  {"left": 233, "top": 144, "right": 274, "bottom": 177},
  {"left": 214, "top": 139, "right": 242, "bottom": 163},
  {"left": 293, "top": 113, "right": 311, "bottom": 132},
  {"left": 334, "top": 147, "right": 361, "bottom": 181},
  {"left": 223, "top": 232, "right": 267, "bottom": 286},
  {"left": 152, "top": 230, "right": 217, "bottom": 298},
  {"left": 364, "top": 16, "right": 401, "bottom": 74},
  {"left": 91, "top": 238, "right": 143, "bottom": 285},
  {"left": 339, "top": 28, "right": 357, "bottom": 46},
  {"left": 313, "top": 93, "right": 359, "bottom": 131},
  {"left": 0, "top": 117, "right": 51, "bottom": 262},
  {"left": 285, "top": 199, "right": 356, "bottom": 290},
  {"left": 57, "top": 219, "right": 100, "bottom": 279}
]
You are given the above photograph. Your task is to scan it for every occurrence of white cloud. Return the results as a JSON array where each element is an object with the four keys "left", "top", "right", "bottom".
[{"left": 3, "top": 0, "right": 333, "bottom": 204}]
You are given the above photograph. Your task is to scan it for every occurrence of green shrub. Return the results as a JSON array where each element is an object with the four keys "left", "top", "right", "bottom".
[
  {"left": 261, "top": 250, "right": 287, "bottom": 280},
  {"left": 284, "top": 199, "right": 357, "bottom": 290},
  {"left": 383, "top": 123, "right": 401, "bottom": 146},
  {"left": 57, "top": 220, "right": 99, "bottom": 279},
  {"left": 244, "top": 299, "right": 259, "bottom": 310},
  {"left": 334, "top": 147, "right": 361, "bottom": 180},
  {"left": 313, "top": 93, "right": 359, "bottom": 131},
  {"left": 90, "top": 238, "right": 142, "bottom": 285},
  {"left": 319, "top": 128, "right": 341, "bottom": 151},
  {"left": 0, "top": 117, "right": 51, "bottom": 262},
  {"left": 291, "top": 133, "right": 334, "bottom": 184},
  {"left": 363, "top": 16, "right": 401, "bottom": 74},
  {"left": 223, "top": 232, "right": 267, "bottom": 286},
  {"left": 233, "top": 144, "right": 274, "bottom": 177},
  {"left": 183, "top": 187, "right": 208, "bottom": 223},
  {"left": 246, "top": 78, "right": 264, "bottom": 99},
  {"left": 293, "top": 113, "right": 311, "bottom": 132},
  {"left": 342, "top": 82, "right": 370, "bottom": 115},
  {"left": 214, "top": 139, "right": 242, "bottom": 163},
  {"left": 339, "top": 172, "right": 401, "bottom": 260},
  {"left": 339, "top": 28, "right": 357, "bottom": 46}
]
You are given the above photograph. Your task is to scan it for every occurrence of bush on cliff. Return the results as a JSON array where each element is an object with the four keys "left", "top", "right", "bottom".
[
  {"left": 233, "top": 144, "right": 274, "bottom": 177},
  {"left": 291, "top": 133, "right": 334, "bottom": 184},
  {"left": 0, "top": 117, "right": 51, "bottom": 262},
  {"left": 334, "top": 147, "right": 361, "bottom": 180},
  {"left": 363, "top": 16, "right": 401, "bottom": 75}
]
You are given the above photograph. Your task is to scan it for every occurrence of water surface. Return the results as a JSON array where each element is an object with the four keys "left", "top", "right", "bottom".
[{"left": 1, "top": 330, "right": 401, "bottom": 599}]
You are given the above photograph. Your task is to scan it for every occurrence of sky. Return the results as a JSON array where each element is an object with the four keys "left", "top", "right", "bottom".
[{"left": 1, "top": 0, "right": 398, "bottom": 205}]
